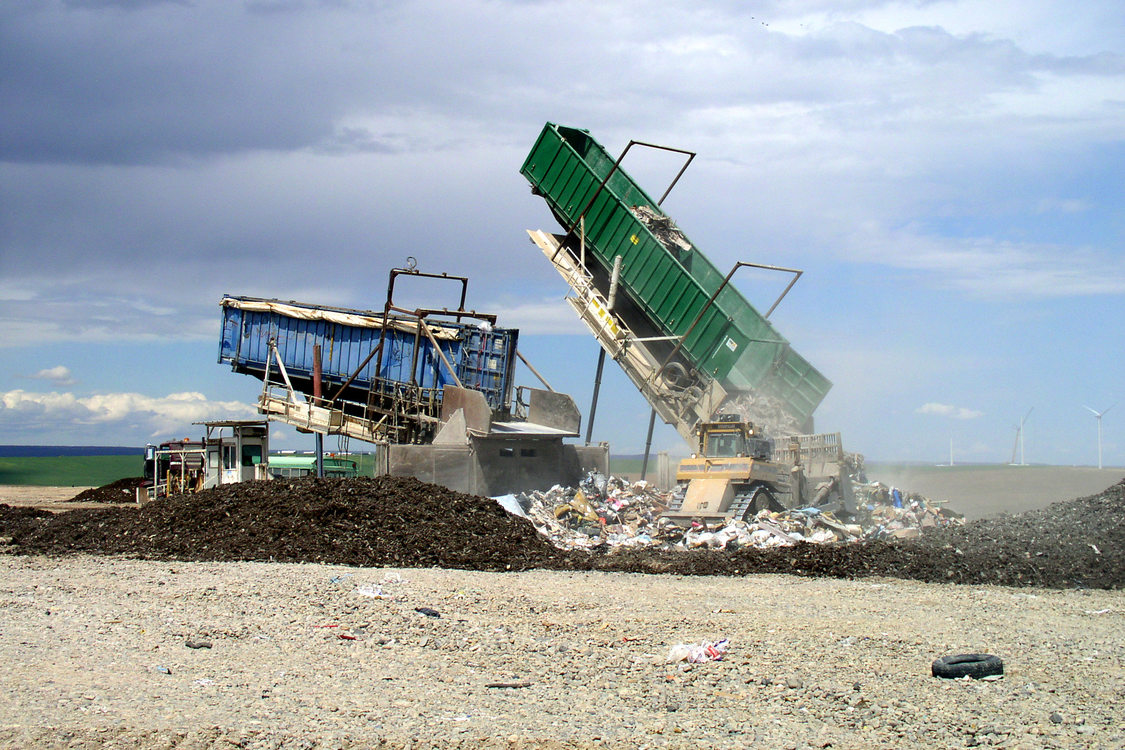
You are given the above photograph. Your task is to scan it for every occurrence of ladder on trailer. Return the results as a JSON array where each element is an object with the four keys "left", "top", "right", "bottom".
[{"left": 526, "top": 229, "right": 728, "bottom": 445}]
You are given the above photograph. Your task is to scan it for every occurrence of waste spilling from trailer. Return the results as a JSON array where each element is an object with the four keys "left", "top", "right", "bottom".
[{"left": 503, "top": 471, "right": 963, "bottom": 551}]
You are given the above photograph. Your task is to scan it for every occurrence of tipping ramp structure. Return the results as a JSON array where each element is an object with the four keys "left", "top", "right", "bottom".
[{"left": 521, "top": 123, "right": 831, "bottom": 442}]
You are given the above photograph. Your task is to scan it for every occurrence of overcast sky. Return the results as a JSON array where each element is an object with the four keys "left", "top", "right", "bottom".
[{"left": 1, "top": 0, "right": 1122, "bottom": 466}]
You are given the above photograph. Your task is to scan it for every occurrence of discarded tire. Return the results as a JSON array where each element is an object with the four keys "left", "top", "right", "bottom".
[{"left": 931, "top": 653, "right": 1004, "bottom": 679}]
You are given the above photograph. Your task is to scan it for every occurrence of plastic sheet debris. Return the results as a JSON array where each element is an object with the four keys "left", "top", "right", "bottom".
[
  {"left": 356, "top": 585, "right": 393, "bottom": 599},
  {"left": 492, "top": 494, "right": 528, "bottom": 518},
  {"left": 667, "top": 639, "right": 730, "bottom": 664},
  {"left": 414, "top": 607, "right": 440, "bottom": 618}
]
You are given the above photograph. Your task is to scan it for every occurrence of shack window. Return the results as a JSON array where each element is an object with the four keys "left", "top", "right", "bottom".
[
  {"left": 499, "top": 447, "right": 514, "bottom": 457},
  {"left": 520, "top": 448, "right": 537, "bottom": 458},
  {"left": 222, "top": 444, "right": 237, "bottom": 470},
  {"left": 241, "top": 444, "right": 262, "bottom": 467}
]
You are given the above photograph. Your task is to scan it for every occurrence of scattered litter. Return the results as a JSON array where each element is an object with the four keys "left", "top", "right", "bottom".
[
  {"left": 154, "top": 665, "right": 171, "bottom": 675},
  {"left": 356, "top": 585, "right": 393, "bottom": 599},
  {"left": 485, "top": 681, "right": 532, "bottom": 689},
  {"left": 492, "top": 494, "right": 528, "bottom": 519},
  {"left": 329, "top": 573, "right": 353, "bottom": 584},
  {"left": 193, "top": 679, "right": 213, "bottom": 686},
  {"left": 415, "top": 607, "right": 440, "bottom": 618},
  {"left": 666, "top": 639, "right": 730, "bottom": 664},
  {"left": 931, "top": 653, "right": 1004, "bottom": 680},
  {"left": 185, "top": 638, "right": 212, "bottom": 649},
  {"left": 338, "top": 633, "right": 357, "bottom": 641}
]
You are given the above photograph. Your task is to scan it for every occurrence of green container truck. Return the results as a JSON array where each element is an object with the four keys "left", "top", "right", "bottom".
[{"left": 520, "top": 122, "right": 830, "bottom": 428}]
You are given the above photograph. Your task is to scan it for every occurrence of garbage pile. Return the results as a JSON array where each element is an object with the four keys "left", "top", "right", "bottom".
[
  {"left": 504, "top": 472, "right": 964, "bottom": 551},
  {"left": 852, "top": 481, "right": 964, "bottom": 540},
  {"left": 497, "top": 473, "right": 668, "bottom": 550}
]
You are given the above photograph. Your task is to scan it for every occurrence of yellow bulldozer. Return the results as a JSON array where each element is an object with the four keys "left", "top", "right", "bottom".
[{"left": 660, "top": 415, "right": 857, "bottom": 526}]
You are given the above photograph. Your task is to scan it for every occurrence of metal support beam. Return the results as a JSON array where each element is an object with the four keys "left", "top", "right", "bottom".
[
  {"left": 516, "top": 349, "right": 554, "bottom": 392},
  {"left": 608, "top": 255, "right": 622, "bottom": 311},
  {"left": 585, "top": 348, "right": 607, "bottom": 445},
  {"left": 269, "top": 339, "right": 298, "bottom": 403},
  {"left": 658, "top": 261, "right": 804, "bottom": 379},
  {"left": 640, "top": 408, "right": 657, "bottom": 481},
  {"left": 417, "top": 317, "right": 464, "bottom": 390},
  {"left": 313, "top": 344, "right": 324, "bottom": 478}
]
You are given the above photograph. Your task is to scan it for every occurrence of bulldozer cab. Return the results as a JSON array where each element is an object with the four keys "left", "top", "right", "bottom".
[
  {"left": 703, "top": 428, "right": 745, "bottom": 458},
  {"left": 698, "top": 416, "right": 773, "bottom": 461}
]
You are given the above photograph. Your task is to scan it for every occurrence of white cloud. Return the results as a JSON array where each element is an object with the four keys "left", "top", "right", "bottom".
[
  {"left": 0, "top": 389, "right": 257, "bottom": 438},
  {"left": 29, "top": 366, "right": 76, "bottom": 386},
  {"left": 845, "top": 224, "right": 1125, "bottom": 298},
  {"left": 489, "top": 300, "right": 588, "bottom": 336},
  {"left": 916, "top": 402, "right": 984, "bottom": 420}
]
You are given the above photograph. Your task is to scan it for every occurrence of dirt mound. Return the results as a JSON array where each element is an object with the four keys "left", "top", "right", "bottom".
[
  {"left": 0, "top": 505, "right": 55, "bottom": 539},
  {"left": 68, "top": 476, "right": 147, "bottom": 503},
  {"left": 916, "top": 478, "right": 1125, "bottom": 588},
  {"left": 11, "top": 476, "right": 570, "bottom": 571},
  {"left": 4, "top": 476, "right": 1123, "bottom": 589}
]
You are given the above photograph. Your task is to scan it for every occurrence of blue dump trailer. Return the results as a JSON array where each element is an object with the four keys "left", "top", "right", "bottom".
[
  {"left": 218, "top": 295, "right": 519, "bottom": 443},
  {"left": 216, "top": 277, "right": 609, "bottom": 496}
]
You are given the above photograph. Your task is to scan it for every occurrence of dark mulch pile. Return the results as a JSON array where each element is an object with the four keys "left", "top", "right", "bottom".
[
  {"left": 4, "top": 476, "right": 1123, "bottom": 589},
  {"left": 10, "top": 476, "right": 570, "bottom": 572},
  {"left": 68, "top": 477, "right": 147, "bottom": 503},
  {"left": 0, "top": 505, "right": 56, "bottom": 539}
]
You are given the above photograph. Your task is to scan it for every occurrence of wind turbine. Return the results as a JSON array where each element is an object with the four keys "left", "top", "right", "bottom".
[
  {"left": 1083, "top": 403, "right": 1116, "bottom": 470},
  {"left": 1010, "top": 408, "right": 1032, "bottom": 466}
]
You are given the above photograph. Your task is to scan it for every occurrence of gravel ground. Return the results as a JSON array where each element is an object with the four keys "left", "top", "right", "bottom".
[
  {"left": 0, "top": 555, "right": 1123, "bottom": 749},
  {"left": 2, "top": 477, "right": 1124, "bottom": 748}
]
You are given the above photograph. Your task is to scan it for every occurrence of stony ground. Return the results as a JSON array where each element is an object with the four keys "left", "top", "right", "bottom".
[
  {"left": 0, "top": 556, "right": 1122, "bottom": 750},
  {"left": 0, "top": 477, "right": 1123, "bottom": 748}
]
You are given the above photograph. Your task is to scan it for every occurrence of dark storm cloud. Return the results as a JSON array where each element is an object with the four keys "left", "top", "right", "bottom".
[
  {"left": 1, "top": 0, "right": 1122, "bottom": 351},
  {"left": 63, "top": 0, "right": 189, "bottom": 9},
  {"left": 0, "top": 2, "right": 348, "bottom": 165}
]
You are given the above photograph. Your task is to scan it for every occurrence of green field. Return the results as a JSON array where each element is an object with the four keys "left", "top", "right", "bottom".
[
  {"left": 0, "top": 456, "right": 144, "bottom": 487},
  {"left": 0, "top": 453, "right": 385, "bottom": 488}
]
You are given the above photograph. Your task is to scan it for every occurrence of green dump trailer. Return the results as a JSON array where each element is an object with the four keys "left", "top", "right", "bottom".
[{"left": 520, "top": 122, "right": 830, "bottom": 430}]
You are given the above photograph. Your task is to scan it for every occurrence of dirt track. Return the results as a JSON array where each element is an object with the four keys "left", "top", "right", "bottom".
[{"left": 866, "top": 466, "right": 1125, "bottom": 521}]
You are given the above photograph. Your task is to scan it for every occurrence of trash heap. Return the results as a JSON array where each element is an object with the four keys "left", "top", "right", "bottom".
[
  {"left": 503, "top": 472, "right": 964, "bottom": 551},
  {"left": 852, "top": 481, "right": 965, "bottom": 540}
]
